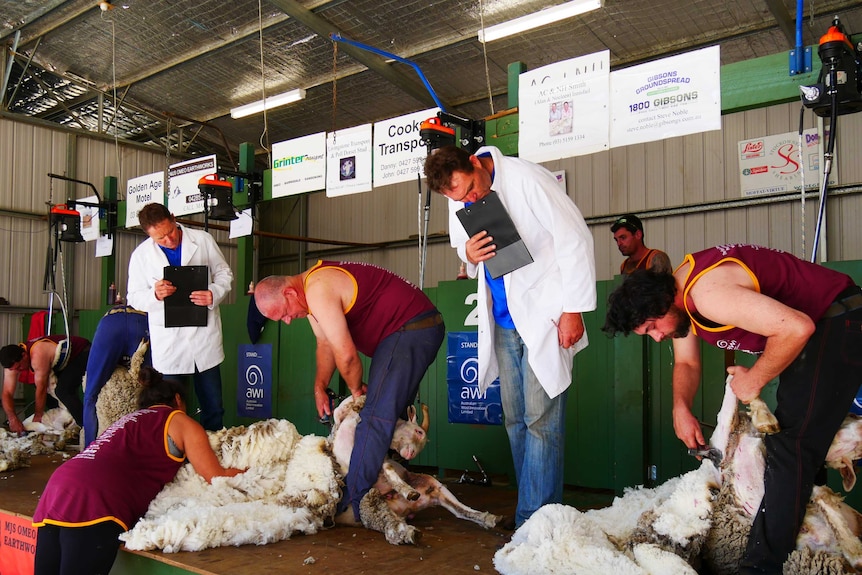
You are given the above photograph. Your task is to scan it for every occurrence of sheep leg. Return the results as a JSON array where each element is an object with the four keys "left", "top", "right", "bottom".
[
  {"left": 433, "top": 482, "right": 501, "bottom": 529},
  {"left": 381, "top": 460, "right": 420, "bottom": 501},
  {"left": 359, "top": 488, "right": 419, "bottom": 545},
  {"left": 748, "top": 397, "right": 780, "bottom": 435}
]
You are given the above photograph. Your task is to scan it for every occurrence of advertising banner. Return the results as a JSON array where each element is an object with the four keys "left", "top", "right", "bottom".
[
  {"left": 0, "top": 511, "right": 37, "bottom": 575},
  {"left": 373, "top": 107, "right": 438, "bottom": 188},
  {"left": 326, "top": 124, "right": 373, "bottom": 197},
  {"left": 610, "top": 45, "right": 721, "bottom": 148},
  {"left": 271, "top": 132, "right": 327, "bottom": 198},
  {"left": 446, "top": 332, "right": 501, "bottom": 425},
  {"left": 167, "top": 155, "right": 216, "bottom": 216},
  {"left": 126, "top": 171, "right": 165, "bottom": 228},
  {"left": 237, "top": 343, "right": 273, "bottom": 418},
  {"left": 738, "top": 129, "right": 836, "bottom": 197},
  {"left": 519, "top": 51, "right": 611, "bottom": 162}
]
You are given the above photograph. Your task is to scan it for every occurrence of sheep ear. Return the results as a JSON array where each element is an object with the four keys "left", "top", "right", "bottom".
[{"left": 406, "top": 405, "right": 417, "bottom": 423}]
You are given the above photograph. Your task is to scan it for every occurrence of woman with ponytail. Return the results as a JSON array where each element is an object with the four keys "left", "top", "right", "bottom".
[{"left": 32, "top": 366, "right": 243, "bottom": 575}]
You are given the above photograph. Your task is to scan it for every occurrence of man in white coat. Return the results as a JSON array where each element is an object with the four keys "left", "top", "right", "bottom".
[
  {"left": 424, "top": 145, "right": 596, "bottom": 529},
  {"left": 127, "top": 203, "right": 232, "bottom": 431}
]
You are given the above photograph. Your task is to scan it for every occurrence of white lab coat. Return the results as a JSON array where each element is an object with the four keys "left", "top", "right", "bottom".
[
  {"left": 127, "top": 224, "right": 232, "bottom": 374},
  {"left": 448, "top": 146, "right": 596, "bottom": 399}
]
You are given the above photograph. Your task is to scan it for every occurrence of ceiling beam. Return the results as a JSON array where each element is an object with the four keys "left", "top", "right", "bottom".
[
  {"left": 763, "top": 0, "right": 797, "bottom": 47},
  {"left": 1, "top": 0, "right": 95, "bottom": 44},
  {"left": 267, "top": 0, "right": 450, "bottom": 110}
]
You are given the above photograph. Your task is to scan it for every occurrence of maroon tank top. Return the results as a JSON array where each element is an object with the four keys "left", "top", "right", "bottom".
[
  {"left": 305, "top": 261, "right": 436, "bottom": 356},
  {"left": 33, "top": 406, "right": 185, "bottom": 530},
  {"left": 680, "top": 244, "right": 853, "bottom": 354}
]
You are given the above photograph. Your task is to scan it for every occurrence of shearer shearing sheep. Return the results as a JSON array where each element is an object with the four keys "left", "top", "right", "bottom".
[
  {"left": 252, "top": 263, "right": 445, "bottom": 526},
  {"left": 330, "top": 395, "right": 501, "bottom": 544},
  {"left": 604, "top": 244, "right": 862, "bottom": 574},
  {"left": 1, "top": 334, "right": 91, "bottom": 433},
  {"left": 93, "top": 338, "right": 149, "bottom": 442},
  {"left": 83, "top": 304, "right": 150, "bottom": 446},
  {"left": 494, "top": 381, "right": 862, "bottom": 575}
]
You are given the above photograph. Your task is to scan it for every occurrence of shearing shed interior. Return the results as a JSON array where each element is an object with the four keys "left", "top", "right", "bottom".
[{"left": 4, "top": 0, "right": 862, "bottom": 574}]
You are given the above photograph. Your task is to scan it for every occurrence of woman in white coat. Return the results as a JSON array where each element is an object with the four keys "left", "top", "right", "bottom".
[
  {"left": 424, "top": 145, "right": 596, "bottom": 528},
  {"left": 127, "top": 203, "right": 233, "bottom": 430}
]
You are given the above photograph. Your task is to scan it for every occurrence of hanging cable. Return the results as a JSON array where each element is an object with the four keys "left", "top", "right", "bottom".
[
  {"left": 478, "top": 0, "right": 495, "bottom": 115},
  {"left": 797, "top": 103, "right": 806, "bottom": 259},
  {"left": 257, "top": 0, "right": 271, "bottom": 166},
  {"left": 331, "top": 41, "right": 338, "bottom": 144}
]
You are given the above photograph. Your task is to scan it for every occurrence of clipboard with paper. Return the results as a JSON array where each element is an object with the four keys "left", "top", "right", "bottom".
[
  {"left": 163, "top": 265, "right": 208, "bottom": 327},
  {"left": 455, "top": 192, "right": 533, "bottom": 279}
]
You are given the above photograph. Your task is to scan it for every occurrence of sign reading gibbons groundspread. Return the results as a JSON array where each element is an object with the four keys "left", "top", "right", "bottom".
[{"left": 446, "top": 332, "right": 502, "bottom": 425}]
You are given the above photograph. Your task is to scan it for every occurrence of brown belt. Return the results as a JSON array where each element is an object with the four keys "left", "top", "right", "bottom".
[
  {"left": 823, "top": 290, "right": 862, "bottom": 319},
  {"left": 399, "top": 313, "right": 443, "bottom": 331}
]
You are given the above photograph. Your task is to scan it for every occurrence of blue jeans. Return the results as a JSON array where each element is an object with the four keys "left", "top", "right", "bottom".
[
  {"left": 343, "top": 314, "right": 445, "bottom": 520},
  {"left": 164, "top": 364, "right": 224, "bottom": 431},
  {"left": 495, "top": 326, "right": 567, "bottom": 527}
]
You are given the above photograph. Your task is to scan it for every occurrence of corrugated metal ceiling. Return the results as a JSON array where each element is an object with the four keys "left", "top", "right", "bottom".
[{"left": 3, "top": 0, "right": 862, "bottom": 169}]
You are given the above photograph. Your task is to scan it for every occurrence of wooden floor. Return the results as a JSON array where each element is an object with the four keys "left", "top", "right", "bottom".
[{"left": 2, "top": 454, "right": 614, "bottom": 575}]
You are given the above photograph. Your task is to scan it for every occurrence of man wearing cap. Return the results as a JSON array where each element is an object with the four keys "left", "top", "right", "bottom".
[{"left": 611, "top": 214, "right": 672, "bottom": 276}]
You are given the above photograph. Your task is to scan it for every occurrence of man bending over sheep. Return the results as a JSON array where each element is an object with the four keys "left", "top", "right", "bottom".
[
  {"left": 253, "top": 262, "right": 445, "bottom": 524},
  {"left": 83, "top": 304, "right": 151, "bottom": 446},
  {"left": 603, "top": 244, "right": 862, "bottom": 575}
]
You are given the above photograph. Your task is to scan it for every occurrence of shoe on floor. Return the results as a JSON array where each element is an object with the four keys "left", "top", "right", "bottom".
[{"left": 499, "top": 515, "right": 517, "bottom": 531}]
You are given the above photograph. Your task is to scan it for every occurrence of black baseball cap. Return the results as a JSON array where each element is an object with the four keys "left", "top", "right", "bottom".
[{"left": 611, "top": 214, "right": 643, "bottom": 234}]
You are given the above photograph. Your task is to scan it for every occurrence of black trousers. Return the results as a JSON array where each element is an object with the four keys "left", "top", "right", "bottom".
[
  {"left": 34, "top": 522, "right": 124, "bottom": 575},
  {"left": 53, "top": 347, "right": 89, "bottom": 427},
  {"left": 740, "top": 306, "right": 862, "bottom": 574}
]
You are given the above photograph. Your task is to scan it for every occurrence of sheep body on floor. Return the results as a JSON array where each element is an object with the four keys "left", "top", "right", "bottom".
[{"left": 121, "top": 418, "right": 342, "bottom": 552}]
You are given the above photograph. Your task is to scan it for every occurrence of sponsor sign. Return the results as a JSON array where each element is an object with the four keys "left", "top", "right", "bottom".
[
  {"left": 237, "top": 344, "right": 273, "bottom": 418},
  {"left": 167, "top": 155, "right": 217, "bottom": 216},
  {"left": 272, "top": 133, "right": 327, "bottom": 197},
  {"left": 125, "top": 171, "right": 165, "bottom": 228},
  {"left": 446, "top": 332, "right": 502, "bottom": 425}
]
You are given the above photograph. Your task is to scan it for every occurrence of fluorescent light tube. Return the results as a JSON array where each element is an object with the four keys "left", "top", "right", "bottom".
[
  {"left": 230, "top": 88, "right": 306, "bottom": 119},
  {"left": 477, "top": 0, "right": 603, "bottom": 43}
]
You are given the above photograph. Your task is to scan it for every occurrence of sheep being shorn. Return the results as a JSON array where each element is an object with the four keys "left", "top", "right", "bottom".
[
  {"left": 93, "top": 338, "right": 149, "bottom": 436},
  {"left": 0, "top": 407, "right": 78, "bottom": 471},
  {"left": 330, "top": 395, "right": 501, "bottom": 544},
  {"left": 121, "top": 418, "right": 342, "bottom": 552},
  {"left": 495, "top": 381, "right": 862, "bottom": 575}
]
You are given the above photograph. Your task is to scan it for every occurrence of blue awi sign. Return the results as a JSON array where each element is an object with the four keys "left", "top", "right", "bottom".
[
  {"left": 237, "top": 343, "right": 272, "bottom": 418},
  {"left": 446, "top": 332, "right": 502, "bottom": 425}
]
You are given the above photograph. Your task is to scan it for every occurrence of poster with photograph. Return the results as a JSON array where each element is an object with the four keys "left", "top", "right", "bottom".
[
  {"left": 167, "top": 155, "right": 216, "bottom": 216},
  {"left": 610, "top": 45, "right": 721, "bottom": 148},
  {"left": 77, "top": 194, "right": 101, "bottom": 242},
  {"left": 125, "top": 171, "right": 165, "bottom": 228},
  {"left": 519, "top": 51, "right": 610, "bottom": 162},
  {"left": 326, "top": 124, "right": 373, "bottom": 197},
  {"left": 271, "top": 132, "right": 327, "bottom": 198},
  {"left": 738, "top": 128, "right": 836, "bottom": 197},
  {"left": 373, "top": 107, "right": 438, "bottom": 188}
]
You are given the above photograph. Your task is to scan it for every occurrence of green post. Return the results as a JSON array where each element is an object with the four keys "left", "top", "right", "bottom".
[
  {"left": 507, "top": 61, "right": 526, "bottom": 109},
  {"left": 100, "top": 176, "right": 118, "bottom": 308}
]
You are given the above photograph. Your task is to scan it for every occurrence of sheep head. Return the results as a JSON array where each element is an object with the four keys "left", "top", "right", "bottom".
[{"left": 392, "top": 404, "right": 430, "bottom": 460}]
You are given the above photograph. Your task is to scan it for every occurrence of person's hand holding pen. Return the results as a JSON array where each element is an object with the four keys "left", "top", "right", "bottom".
[
  {"left": 153, "top": 278, "right": 176, "bottom": 301},
  {"left": 552, "top": 312, "right": 585, "bottom": 349}
]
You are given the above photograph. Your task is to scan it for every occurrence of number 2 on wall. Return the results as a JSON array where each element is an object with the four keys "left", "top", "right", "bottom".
[{"left": 464, "top": 293, "right": 479, "bottom": 327}]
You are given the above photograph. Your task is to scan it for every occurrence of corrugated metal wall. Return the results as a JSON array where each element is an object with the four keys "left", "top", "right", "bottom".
[
  {"left": 259, "top": 101, "right": 862, "bottom": 286},
  {"left": 3, "top": 99, "right": 862, "bottom": 336}
]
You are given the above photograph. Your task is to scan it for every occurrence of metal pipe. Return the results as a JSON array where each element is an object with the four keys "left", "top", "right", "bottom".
[{"left": 330, "top": 33, "right": 446, "bottom": 112}]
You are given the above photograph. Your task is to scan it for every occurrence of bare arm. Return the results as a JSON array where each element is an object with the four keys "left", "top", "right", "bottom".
[
  {"left": 309, "top": 321, "right": 338, "bottom": 418},
  {"left": 671, "top": 332, "right": 705, "bottom": 449},
  {"left": 2, "top": 369, "right": 23, "bottom": 432},
  {"left": 168, "top": 412, "right": 242, "bottom": 483},
  {"left": 691, "top": 267, "right": 815, "bottom": 403},
  {"left": 648, "top": 251, "right": 673, "bottom": 274}
]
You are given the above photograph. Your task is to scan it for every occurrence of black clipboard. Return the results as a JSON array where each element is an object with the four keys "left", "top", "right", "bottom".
[
  {"left": 163, "top": 265, "right": 208, "bottom": 327},
  {"left": 455, "top": 192, "right": 533, "bottom": 279}
]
